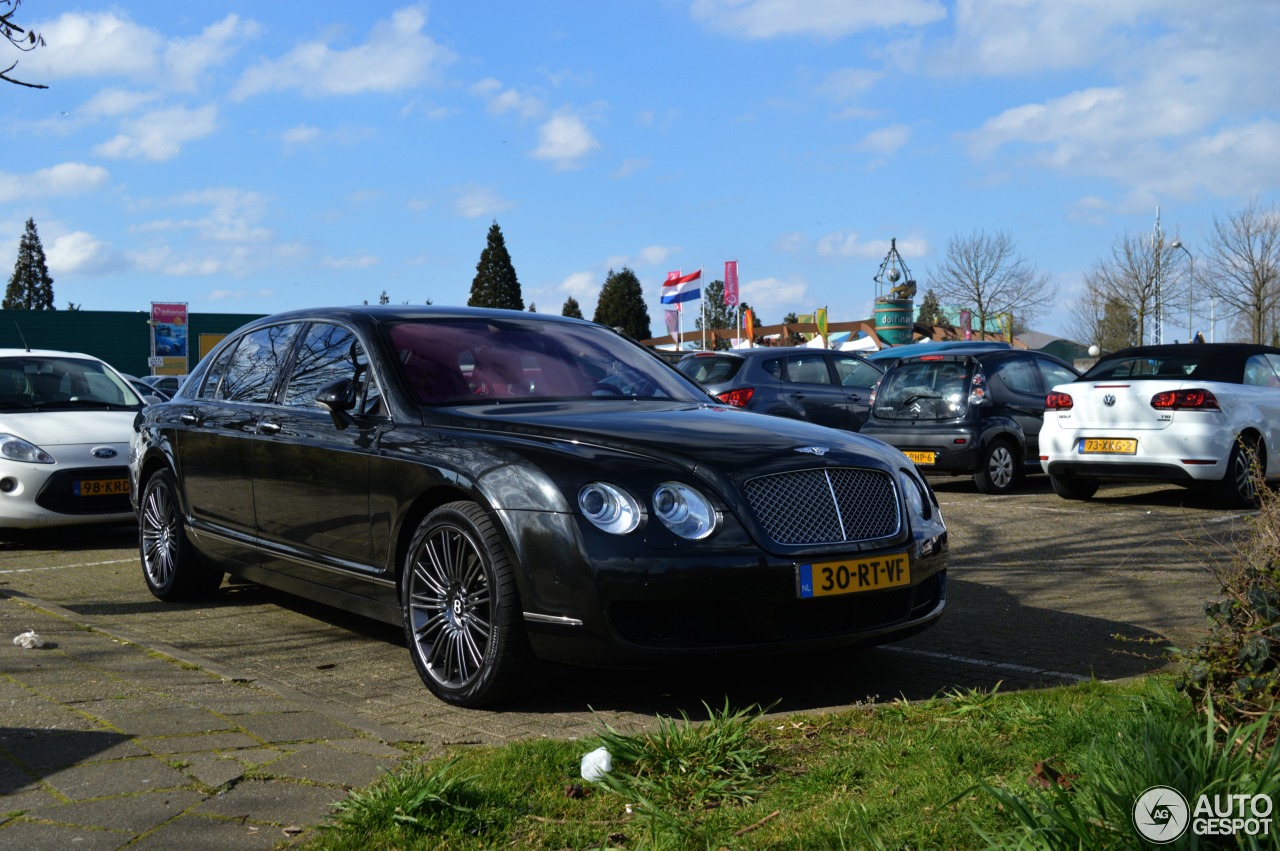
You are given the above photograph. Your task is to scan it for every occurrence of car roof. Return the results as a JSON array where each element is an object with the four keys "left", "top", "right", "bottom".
[
  {"left": 0, "top": 348, "right": 105, "bottom": 360},
  {"left": 678, "top": 346, "right": 868, "bottom": 361},
  {"left": 865, "top": 341, "right": 1011, "bottom": 361}
]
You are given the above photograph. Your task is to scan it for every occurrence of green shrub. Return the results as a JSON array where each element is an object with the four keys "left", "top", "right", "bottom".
[{"left": 1178, "top": 471, "right": 1280, "bottom": 735}]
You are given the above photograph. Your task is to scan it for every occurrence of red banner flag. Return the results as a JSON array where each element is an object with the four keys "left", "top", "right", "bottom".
[
  {"left": 670, "top": 269, "right": 700, "bottom": 285},
  {"left": 724, "top": 261, "right": 738, "bottom": 306}
]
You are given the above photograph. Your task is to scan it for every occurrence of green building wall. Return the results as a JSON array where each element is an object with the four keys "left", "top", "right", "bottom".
[{"left": 0, "top": 310, "right": 265, "bottom": 377}]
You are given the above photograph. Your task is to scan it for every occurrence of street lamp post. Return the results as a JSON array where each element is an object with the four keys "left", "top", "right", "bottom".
[{"left": 1171, "top": 240, "right": 1194, "bottom": 342}]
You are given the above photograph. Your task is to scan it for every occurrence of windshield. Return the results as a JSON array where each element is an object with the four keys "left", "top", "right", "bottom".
[
  {"left": 873, "top": 359, "right": 973, "bottom": 421},
  {"left": 386, "top": 318, "right": 710, "bottom": 405},
  {"left": 0, "top": 355, "right": 142, "bottom": 410}
]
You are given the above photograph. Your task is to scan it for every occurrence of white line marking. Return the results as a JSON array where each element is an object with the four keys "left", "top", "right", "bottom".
[
  {"left": 0, "top": 558, "right": 136, "bottom": 575},
  {"left": 882, "top": 645, "right": 1089, "bottom": 683}
]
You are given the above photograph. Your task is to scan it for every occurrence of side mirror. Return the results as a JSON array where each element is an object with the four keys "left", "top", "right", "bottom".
[{"left": 316, "top": 377, "right": 357, "bottom": 429}]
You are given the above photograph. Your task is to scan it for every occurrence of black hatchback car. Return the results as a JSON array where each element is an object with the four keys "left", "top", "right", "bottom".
[
  {"left": 676, "top": 347, "right": 884, "bottom": 431},
  {"left": 860, "top": 348, "right": 1079, "bottom": 494},
  {"left": 130, "top": 307, "right": 949, "bottom": 707}
]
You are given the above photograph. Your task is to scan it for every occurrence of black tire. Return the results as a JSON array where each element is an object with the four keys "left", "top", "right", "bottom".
[
  {"left": 1209, "top": 435, "right": 1263, "bottom": 509},
  {"left": 1049, "top": 472, "right": 1099, "bottom": 501},
  {"left": 973, "top": 439, "right": 1019, "bottom": 495},
  {"left": 401, "top": 501, "right": 540, "bottom": 707},
  {"left": 139, "top": 469, "right": 223, "bottom": 601}
]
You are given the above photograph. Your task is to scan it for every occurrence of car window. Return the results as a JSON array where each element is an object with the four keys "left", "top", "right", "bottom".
[
  {"left": 387, "top": 317, "right": 705, "bottom": 404},
  {"left": 1244, "top": 354, "right": 1280, "bottom": 387},
  {"left": 677, "top": 356, "right": 743, "bottom": 385},
  {"left": 784, "top": 354, "right": 832, "bottom": 385},
  {"left": 0, "top": 356, "right": 139, "bottom": 408},
  {"left": 282, "top": 323, "right": 383, "bottom": 414},
  {"left": 989, "top": 356, "right": 1042, "bottom": 396},
  {"left": 218, "top": 324, "right": 301, "bottom": 403},
  {"left": 1085, "top": 353, "right": 1202, "bottom": 380},
  {"left": 761, "top": 358, "right": 782, "bottom": 378},
  {"left": 1038, "top": 358, "right": 1078, "bottom": 391},
  {"left": 873, "top": 359, "right": 972, "bottom": 420},
  {"left": 832, "top": 355, "right": 881, "bottom": 388}
]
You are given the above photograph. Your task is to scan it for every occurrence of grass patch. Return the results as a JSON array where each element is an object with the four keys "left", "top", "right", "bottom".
[{"left": 305, "top": 677, "right": 1255, "bottom": 850}]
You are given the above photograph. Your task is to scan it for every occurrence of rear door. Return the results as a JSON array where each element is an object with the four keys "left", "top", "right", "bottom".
[
  {"left": 780, "top": 352, "right": 851, "bottom": 429},
  {"left": 173, "top": 323, "right": 300, "bottom": 563}
]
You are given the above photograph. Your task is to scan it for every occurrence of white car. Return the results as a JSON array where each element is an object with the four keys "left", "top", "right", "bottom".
[
  {"left": 1040, "top": 343, "right": 1280, "bottom": 507},
  {"left": 0, "top": 349, "right": 144, "bottom": 529}
]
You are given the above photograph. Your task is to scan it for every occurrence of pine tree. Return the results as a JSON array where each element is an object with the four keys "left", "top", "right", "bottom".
[
  {"left": 4, "top": 218, "right": 55, "bottom": 310},
  {"left": 592, "top": 268, "right": 651, "bottom": 340},
  {"left": 467, "top": 221, "right": 523, "bottom": 310},
  {"left": 916, "top": 288, "right": 947, "bottom": 327},
  {"left": 562, "top": 296, "right": 584, "bottom": 319}
]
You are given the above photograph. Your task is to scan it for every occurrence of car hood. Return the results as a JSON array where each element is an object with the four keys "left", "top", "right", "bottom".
[
  {"left": 437, "top": 401, "right": 905, "bottom": 474},
  {"left": 0, "top": 410, "right": 137, "bottom": 447}
]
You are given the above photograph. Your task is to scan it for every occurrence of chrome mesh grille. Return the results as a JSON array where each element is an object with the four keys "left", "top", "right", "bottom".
[{"left": 742, "top": 467, "right": 900, "bottom": 545}]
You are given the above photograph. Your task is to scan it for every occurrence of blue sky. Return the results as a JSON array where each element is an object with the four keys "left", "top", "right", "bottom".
[{"left": 3, "top": 1, "right": 1277, "bottom": 342}]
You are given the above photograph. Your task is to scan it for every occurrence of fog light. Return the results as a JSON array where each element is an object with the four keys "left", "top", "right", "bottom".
[{"left": 0, "top": 477, "right": 16, "bottom": 493}]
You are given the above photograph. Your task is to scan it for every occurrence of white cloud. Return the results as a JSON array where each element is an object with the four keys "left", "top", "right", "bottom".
[
  {"left": 470, "top": 77, "right": 544, "bottom": 119},
  {"left": 0, "top": 163, "right": 110, "bottom": 203},
  {"left": 282, "top": 124, "right": 321, "bottom": 145},
  {"left": 638, "top": 245, "right": 674, "bottom": 266},
  {"left": 690, "top": 0, "right": 945, "bottom": 39},
  {"left": 163, "top": 14, "right": 261, "bottom": 91},
  {"left": 133, "top": 188, "right": 273, "bottom": 244},
  {"left": 94, "top": 104, "right": 218, "bottom": 161},
  {"left": 322, "top": 253, "right": 380, "bottom": 269},
  {"left": 24, "top": 11, "right": 161, "bottom": 78},
  {"left": 613, "top": 157, "right": 649, "bottom": 179},
  {"left": 858, "top": 124, "right": 912, "bottom": 155},
  {"left": 81, "top": 88, "right": 158, "bottom": 119},
  {"left": 533, "top": 112, "right": 599, "bottom": 169},
  {"left": 232, "top": 7, "right": 454, "bottom": 99},
  {"left": 455, "top": 186, "right": 514, "bottom": 219},
  {"left": 559, "top": 271, "right": 599, "bottom": 301},
  {"left": 740, "top": 277, "right": 806, "bottom": 309},
  {"left": 46, "top": 231, "right": 128, "bottom": 276},
  {"left": 817, "top": 231, "right": 928, "bottom": 260},
  {"left": 208, "top": 288, "right": 275, "bottom": 301}
]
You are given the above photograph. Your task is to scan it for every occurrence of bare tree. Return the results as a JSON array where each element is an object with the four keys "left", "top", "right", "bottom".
[
  {"left": 1199, "top": 200, "right": 1280, "bottom": 345},
  {"left": 1, "top": 1, "right": 46, "bottom": 89},
  {"left": 925, "top": 230, "right": 1054, "bottom": 337},
  {"left": 1074, "top": 230, "right": 1190, "bottom": 346},
  {"left": 1065, "top": 277, "right": 1139, "bottom": 353}
]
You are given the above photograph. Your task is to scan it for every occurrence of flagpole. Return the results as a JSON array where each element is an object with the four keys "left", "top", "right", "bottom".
[{"left": 698, "top": 267, "right": 706, "bottom": 350}]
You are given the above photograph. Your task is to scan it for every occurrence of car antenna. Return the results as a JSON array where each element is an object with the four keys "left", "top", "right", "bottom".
[{"left": 13, "top": 322, "right": 30, "bottom": 352}]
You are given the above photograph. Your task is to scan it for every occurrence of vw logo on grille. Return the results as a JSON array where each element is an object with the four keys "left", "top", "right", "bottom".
[
  {"left": 1103, "top": 394, "right": 1116, "bottom": 407},
  {"left": 794, "top": 446, "right": 829, "bottom": 456},
  {"left": 92, "top": 447, "right": 118, "bottom": 459}
]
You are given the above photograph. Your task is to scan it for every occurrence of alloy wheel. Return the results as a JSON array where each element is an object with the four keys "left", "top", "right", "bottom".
[{"left": 406, "top": 524, "right": 495, "bottom": 691}]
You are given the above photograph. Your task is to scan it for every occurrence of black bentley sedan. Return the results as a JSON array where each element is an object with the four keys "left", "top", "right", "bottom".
[{"left": 130, "top": 306, "right": 948, "bottom": 707}]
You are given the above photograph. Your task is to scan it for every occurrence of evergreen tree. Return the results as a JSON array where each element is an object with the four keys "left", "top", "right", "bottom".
[
  {"left": 592, "top": 267, "right": 651, "bottom": 340},
  {"left": 916, "top": 288, "right": 947, "bottom": 327},
  {"left": 378, "top": 290, "right": 390, "bottom": 305},
  {"left": 528, "top": 303, "right": 537, "bottom": 313},
  {"left": 4, "top": 218, "right": 55, "bottom": 310},
  {"left": 467, "top": 221, "right": 523, "bottom": 310},
  {"left": 562, "top": 296, "right": 584, "bottom": 319}
]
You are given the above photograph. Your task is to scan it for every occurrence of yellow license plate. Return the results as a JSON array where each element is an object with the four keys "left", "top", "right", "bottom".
[
  {"left": 903, "top": 450, "right": 936, "bottom": 465},
  {"left": 798, "top": 553, "right": 910, "bottom": 599},
  {"left": 75, "top": 478, "right": 129, "bottom": 496},
  {"left": 1081, "top": 438, "right": 1137, "bottom": 454}
]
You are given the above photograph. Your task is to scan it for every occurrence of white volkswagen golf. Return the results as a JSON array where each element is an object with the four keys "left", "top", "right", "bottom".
[
  {"left": 1039, "top": 343, "right": 1280, "bottom": 507},
  {"left": 0, "top": 348, "right": 143, "bottom": 529}
]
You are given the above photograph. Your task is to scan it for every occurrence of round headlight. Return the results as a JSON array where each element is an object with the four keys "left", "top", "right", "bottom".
[
  {"left": 652, "top": 482, "right": 717, "bottom": 540},
  {"left": 578, "top": 482, "right": 641, "bottom": 535}
]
